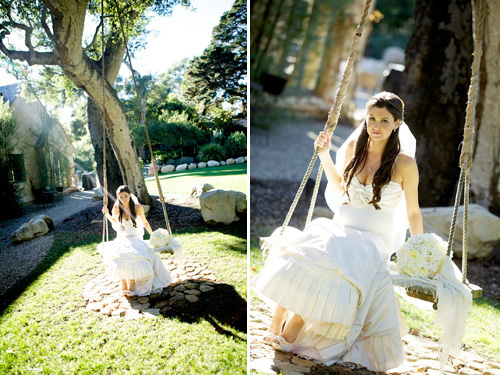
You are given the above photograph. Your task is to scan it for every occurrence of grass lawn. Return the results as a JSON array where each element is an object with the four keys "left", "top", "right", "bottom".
[
  {"left": 250, "top": 243, "right": 500, "bottom": 363},
  {"left": 1, "top": 227, "right": 247, "bottom": 374},
  {"left": 146, "top": 163, "right": 247, "bottom": 196},
  {"left": 1, "top": 159, "right": 248, "bottom": 374}
]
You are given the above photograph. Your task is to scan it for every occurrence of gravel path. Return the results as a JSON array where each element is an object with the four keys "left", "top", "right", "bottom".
[
  {"left": 0, "top": 190, "right": 99, "bottom": 297},
  {"left": 250, "top": 119, "right": 354, "bottom": 182}
]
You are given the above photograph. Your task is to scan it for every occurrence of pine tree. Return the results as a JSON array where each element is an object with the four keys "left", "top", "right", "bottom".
[{"left": 183, "top": 0, "right": 247, "bottom": 116}]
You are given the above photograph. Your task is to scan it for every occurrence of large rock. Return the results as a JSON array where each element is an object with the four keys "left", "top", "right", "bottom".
[
  {"left": 220, "top": 161, "right": 226, "bottom": 166},
  {"left": 92, "top": 187, "right": 104, "bottom": 202},
  {"left": 189, "top": 183, "right": 215, "bottom": 198},
  {"left": 198, "top": 162, "right": 207, "bottom": 169},
  {"left": 176, "top": 163, "right": 188, "bottom": 172},
  {"left": 422, "top": 204, "right": 500, "bottom": 259},
  {"left": 11, "top": 215, "right": 54, "bottom": 243},
  {"left": 207, "top": 160, "right": 220, "bottom": 168},
  {"left": 235, "top": 157, "right": 245, "bottom": 164},
  {"left": 226, "top": 158, "right": 235, "bottom": 165},
  {"left": 188, "top": 163, "right": 197, "bottom": 170},
  {"left": 161, "top": 165, "right": 175, "bottom": 174},
  {"left": 200, "top": 189, "right": 247, "bottom": 225}
]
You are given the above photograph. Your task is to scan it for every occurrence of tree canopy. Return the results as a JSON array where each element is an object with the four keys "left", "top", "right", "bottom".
[
  {"left": 0, "top": 0, "right": 191, "bottom": 205},
  {"left": 182, "top": 0, "right": 247, "bottom": 116}
]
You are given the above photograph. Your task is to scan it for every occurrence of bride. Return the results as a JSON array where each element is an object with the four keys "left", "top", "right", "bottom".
[
  {"left": 101, "top": 185, "right": 173, "bottom": 296},
  {"left": 252, "top": 92, "right": 422, "bottom": 371}
]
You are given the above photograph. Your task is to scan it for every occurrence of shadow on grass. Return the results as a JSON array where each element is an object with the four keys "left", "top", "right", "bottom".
[
  {"left": 0, "top": 232, "right": 100, "bottom": 315},
  {"left": 161, "top": 281, "right": 247, "bottom": 341}
]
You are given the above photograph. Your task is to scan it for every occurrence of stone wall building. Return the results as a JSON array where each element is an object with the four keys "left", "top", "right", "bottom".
[{"left": 0, "top": 83, "right": 75, "bottom": 203}]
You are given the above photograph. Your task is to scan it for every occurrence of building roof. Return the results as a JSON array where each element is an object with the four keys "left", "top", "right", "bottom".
[{"left": 0, "top": 83, "right": 21, "bottom": 105}]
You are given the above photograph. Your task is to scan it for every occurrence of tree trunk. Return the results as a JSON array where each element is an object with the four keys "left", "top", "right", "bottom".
[
  {"left": 289, "top": 0, "right": 323, "bottom": 89},
  {"left": 401, "top": 0, "right": 473, "bottom": 207},
  {"left": 87, "top": 97, "right": 124, "bottom": 209},
  {"left": 253, "top": 0, "right": 286, "bottom": 76},
  {"left": 48, "top": 1, "right": 153, "bottom": 206},
  {"left": 277, "top": 0, "right": 309, "bottom": 76},
  {"left": 470, "top": 0, "right": 500, "bottom": 215},
  {"left": 250, "top": 0, "right": 275, "bottom": 77},
  {"left": 313, "top": 0, "right": 351, "bottom": 99}
]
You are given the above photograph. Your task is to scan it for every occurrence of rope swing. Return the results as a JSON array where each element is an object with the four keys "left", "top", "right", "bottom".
[
  {"left": 274, "top": 0, "right": 483, "bottom": 304},
  {"left": 99, "top": 1, "right": 182, "bottom": 260}
]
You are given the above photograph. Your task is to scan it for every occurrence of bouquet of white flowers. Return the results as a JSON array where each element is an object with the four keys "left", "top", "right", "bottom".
[
  {"left": 150, "top": 228, "right": 171, "bottom": 248},
  {"left": 395, "top": 233, "right": 447, "bottom": 279}
]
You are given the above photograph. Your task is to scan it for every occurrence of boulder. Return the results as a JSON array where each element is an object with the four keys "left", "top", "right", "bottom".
[
  {"left": 188, "top": 163, "right": 197, "bottom": 170},
  {"left": 220, "top": 161, "right": 226, "bottom": 166},
  {"left": 207, "top": 160, "right": 220, "bottom": 168},
  {"left": 421, "top": 204, "right": 500, "bottom": 259},
  {"left": 176, "top": 163, "right": 188, "bottom": 172},
  {"left": 226, "top": 158, "right": 235, "bottom": 165},
  {"left": 92, "top": 187, "right": 104, "bottom": 202},
  {"left": 200, "top": 189, "right": 247, "bottom": 225},
  {"left": 189, "top": 183, "right": 215, "bottom": 198},
  {"left": 161, "top": 165, "right": 175, "bottom": 174},
  {"left": 198, "top": 162, "right": 207, "bottom": 169},
  {"left": 244, "top": 156, "right": 247, "bottom": 162},
  {"left": 11, "top": 215, "right": 53, "bottom": 243},
  {"left": 235, "top": 157, "right": 245, "bottom": 164},
  {"left": 148, "top": 165, "right": 160, "bottom": 176}
]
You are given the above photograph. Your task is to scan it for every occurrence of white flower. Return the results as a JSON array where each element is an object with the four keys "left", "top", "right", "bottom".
[
  {"left": 350, "top": 188, "right": 372, "bottom": 208},
  {"left": 396, "top": 233, "right": 447, "bottom": 279},
  {"left": 150, "top": 228, "right": 171, "bottom": 248}
]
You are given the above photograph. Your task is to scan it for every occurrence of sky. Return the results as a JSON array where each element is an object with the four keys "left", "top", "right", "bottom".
[{"left": 0, "top": 0, "right": 235, "bottom": 90}]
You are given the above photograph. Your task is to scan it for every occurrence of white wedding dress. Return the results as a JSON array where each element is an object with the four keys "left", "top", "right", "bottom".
[
  {"left": 101, "top": 216, "right": 173, "bottom": 296},
  {"left": 252, "top": 175, "right": 407, "bottom": 372}
]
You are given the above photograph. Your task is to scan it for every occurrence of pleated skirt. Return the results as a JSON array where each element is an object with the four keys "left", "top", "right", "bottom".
[{"left": 252, "top": 219, "right": 406, "bottom": 371}]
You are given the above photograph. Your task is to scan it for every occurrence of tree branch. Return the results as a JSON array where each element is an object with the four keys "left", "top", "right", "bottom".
[
  {"left": 0, "top": 24, "right": 59, "bottom": 65},
  {"left": 83, "top": 17, "right": 102, "bottom": 54},
  {"left": 0, "top": 2, "right": 60, "bottom": 65},
  {"left": 41, "top": 5, "right": 55, "bottom": 43}
]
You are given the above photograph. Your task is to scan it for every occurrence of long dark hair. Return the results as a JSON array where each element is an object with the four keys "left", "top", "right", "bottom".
[
  {"left": 343, "top": 91, "right": 404, "bottom": 210},
  {"left": 115, "top": 185, "right": 137, "bottom": 228}
]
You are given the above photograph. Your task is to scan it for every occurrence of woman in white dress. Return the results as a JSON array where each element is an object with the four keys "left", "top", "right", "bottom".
[
  {"left": 101, "top": 185, "right": 172, "bottom": 296},
  {"left": 252, "top": 92, "right": 423, "bottom": 371}
]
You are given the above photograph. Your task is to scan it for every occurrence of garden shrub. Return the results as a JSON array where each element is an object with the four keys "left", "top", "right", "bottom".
[
  {"left": 198, "top": 143, "right": 226, "bottom": 162},
  {"left": 225, "top": 131, "right": 247, "bottom": 158}
]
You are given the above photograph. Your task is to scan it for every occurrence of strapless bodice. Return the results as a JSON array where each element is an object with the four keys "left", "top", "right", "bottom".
[
  {"left": 334, "top": 176, "right": 403, "bottom": 245},
  {"left": 112, "top": 216, "right": 144, "bottom": 238}
]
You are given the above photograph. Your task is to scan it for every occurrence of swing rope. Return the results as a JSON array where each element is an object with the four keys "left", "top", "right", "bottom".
[
  {"left": 101, "top": 0, "right": 109, "bottom": 244},
  {"left": 446, "top": 0, "right": 485, "bottom": 284},
  {"left": 280, "top": 0, "right": 373, "bottom": 234},
  {"left": 278, "top": 0, "right": 485, "bottom": 295},
  {"left": 112, "top": 0, "right": 172, "bottom": 234}
]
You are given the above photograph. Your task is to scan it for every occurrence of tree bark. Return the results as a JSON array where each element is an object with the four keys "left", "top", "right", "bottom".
[
  {"left": 470, "top": 0, "right": 500, "bottom": 215},
  {"left": 401, "top": 0, "right": 473, "bottom": 207},
  {"left": 46, "top": 0, "right": 153, "bottom": 205},
  {"left": 313, "top": 1, "right": 351, "bottom": 99},
  {"left": 87, "top": 97, "right": 124, "bottom": 208},
  {"left": 289, "top": 0, "right": 323, "bottom": 89}
]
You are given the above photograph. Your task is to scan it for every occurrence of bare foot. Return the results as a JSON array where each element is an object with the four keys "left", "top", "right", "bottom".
[{"left": 129, "top": 279, "right": 136, "bottom": 293}]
